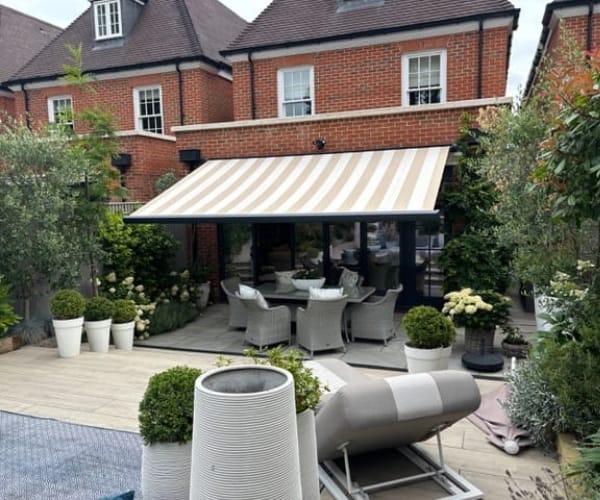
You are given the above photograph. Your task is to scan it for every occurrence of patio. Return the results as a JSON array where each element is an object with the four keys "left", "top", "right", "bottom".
[
  {"left": 135, "top": 292, "right": 537, "bottom": 379},
  {"left": 0, "top": 345, "right": 560, "bottom": 499}
]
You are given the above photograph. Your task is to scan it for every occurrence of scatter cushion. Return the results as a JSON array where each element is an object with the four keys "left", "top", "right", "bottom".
[
  {"left": 98, "top": 491, "right": 135, "bottom": 500},
  {"left": 339, "top": 267, "right": 360, "bottom": 288},
  {"left": 309, "top": 287, "right": 343, "bottom": 300},
  {"left": 275, "top": 270, "right": 296, "bottom": 285},
  {"left": 239, "top": 284, "right": 269, "bottom": 309}
]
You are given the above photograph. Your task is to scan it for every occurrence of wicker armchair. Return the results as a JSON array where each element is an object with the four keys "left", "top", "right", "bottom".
[
  {"left": 349, "top": 287, "right": 402, "bottom": 345},
  {"left": 296, "top": 296, "right": 348, "bottom": 357},
  {"left": 238, "top": 295, "right": 291, "bottom": 350},
  {"left": 220, "top": 277, "right": 247, "bottom": 329}
]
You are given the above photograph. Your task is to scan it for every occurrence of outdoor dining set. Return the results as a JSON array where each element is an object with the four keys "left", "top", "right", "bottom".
[{"left": 220, "top": 273, "right": 402, "bottom": 357}]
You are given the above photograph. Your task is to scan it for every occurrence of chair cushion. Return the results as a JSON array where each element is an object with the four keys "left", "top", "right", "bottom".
[
  {"left": 239, "top": 284, "right": 269, "bottom": 309},
  {"left": 309, "top": 287, "right": 343, "bottom": 300},
  {"left": 339, "top": 267, "right": 360, "bottom": 288},
  {"left": 275, "top": 270, "right": 296, "bottom": 285}
]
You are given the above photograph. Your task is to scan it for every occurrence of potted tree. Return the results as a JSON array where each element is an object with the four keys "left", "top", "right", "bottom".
[
  {"left": 139, "top": 365, "right": 202, "bottom": 500},
  {"left": 402, "top": 305, "right": 456, "bottom": 373},
  {"left": 500, "top": 325, "right": 530, "bottom": 359},
  {"left": 245, "top": 347, "right": 326, "bottom": 500},
  {"left": 50, "top": 289, "right": 86, "bottom": 358},
  {"left": 111, "top": 299, "right": 136, "bottom": 350},
  {"left": 84, "top": 296, "right": 115, "bottom": 353}
]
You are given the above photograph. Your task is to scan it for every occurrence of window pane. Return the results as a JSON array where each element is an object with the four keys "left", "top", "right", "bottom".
[
  {"left": 419, "top": 56, "right": 429, "bottom": 72},
  {"left": 409, "top": 58, "right": 418, "bottom": 73},
  {"left": 430, "top": 55, "right": 440, "bottom": 71}
]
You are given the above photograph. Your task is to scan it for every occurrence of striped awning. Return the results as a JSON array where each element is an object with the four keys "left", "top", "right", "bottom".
[{"left": 126, "top": 147, "right": 449, "bottom": 223}]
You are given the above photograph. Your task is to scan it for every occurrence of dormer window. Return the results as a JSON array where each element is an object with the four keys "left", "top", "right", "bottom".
[{"left": 94, "top": 0, "right": 122, "bottom": 40}]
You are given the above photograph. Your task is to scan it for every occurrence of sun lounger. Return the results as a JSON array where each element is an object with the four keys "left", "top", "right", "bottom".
[{"left": 307, "top": 359, "right": 483, "bottom": 499}]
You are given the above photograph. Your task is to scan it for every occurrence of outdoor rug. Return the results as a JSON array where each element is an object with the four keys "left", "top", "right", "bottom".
[{"left": 0, "top": 410, "right": 141, "bottom": 500}]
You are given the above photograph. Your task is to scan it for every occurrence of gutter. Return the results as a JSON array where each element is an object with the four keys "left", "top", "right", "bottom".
[
  {"left": 21, "top": 83, "right": 31, "bottom": 130},
  {"left": 176, "top": 62, "right": 185, "bottom": 126},
  {"left": 248, "top": 50, "right": 256, "bottom": 120},
  {"left": 477, "top": 20, "right": 484, "bottom": 99},
  {"left": 221, "top": 9, "right": 519, "bottom": 57}
]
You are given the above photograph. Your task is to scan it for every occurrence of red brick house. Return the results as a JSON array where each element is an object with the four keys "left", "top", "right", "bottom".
[
  {"left": 0, "top": 6, "right": 61, "bottom": 118},
  {"left": 5, "top": 0, "right": 246, "bottom": 201},
  {"left": 129, "top": 0, "right": 520, "bottom": 305},
  {"left": 526, "top": 0, "right": 600, "bottom": 93}
]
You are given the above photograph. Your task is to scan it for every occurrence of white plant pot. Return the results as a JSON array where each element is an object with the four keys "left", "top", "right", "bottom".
[
  {"left": 53, "top": 317, "right": 83, "bottom": 358},
  {"left": 533, "top": 293, "right": 558, "bottom": 332},
  {"left": 404, "top": 344, "right": 451, "bottom": 373},
  {"left": 297, "top": 409, "right": 320, "bottom": 500},
  {"left": 197, "top": 282, "right": 210, "bottom": 309},
  {"left": 190, "top": 365, "right": 301, "bottom": 500},
  {"left": 111, "top": 321, "right": 135, "bottom": 350},
  {"left": 141, "top": 442, "right": 192, "bottom": 500},
  {"left": 84, "top": 318, "right": 111, "bottom": 353}
]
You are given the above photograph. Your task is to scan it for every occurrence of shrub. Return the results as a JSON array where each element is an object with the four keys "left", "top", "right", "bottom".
[
  {"left": 0, "top": 276, "right": 21, "bottom": 337},
  {"left": 439, "top": 233, "right": 512, "bottom": 294},
  {"left": 84, "top": 296, "right": 115, "bottom": 321},
  {"left": 402, "top": 305, "right": 456, "bottom": 349},
  {"left": 138, "top": 365, "right": 202, "bottom": 445},
  {"left": 147, "top": 301, "right": 198, "bottom": 336},
  {"left": 244, "top": 346, "right": 327, "bottom": 413},
  {"left": 50, "top": 289, "right": 86, "bottom": 320},
  {"left": 112, "top": 299, "right": 136, "bottom": 324},
  {"left": 292, "top": 269, "right": 321, "bottom": 279}
]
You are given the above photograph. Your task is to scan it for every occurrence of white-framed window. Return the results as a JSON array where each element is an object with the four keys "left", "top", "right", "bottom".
[
  {"left": 47, "top": 95, "right": 74, "bottom": 129},
  {"left": 277, "top": 66, "right": 314, "bottom": 118},
  {"left": 94, "top": 0, "right": 122, "bottom": 40},
  {"left": 134, "top": 86, "right": 163, "bottom": 134},
  {"left": 402, "top": 50, "right": 447, "bottom": 106}
]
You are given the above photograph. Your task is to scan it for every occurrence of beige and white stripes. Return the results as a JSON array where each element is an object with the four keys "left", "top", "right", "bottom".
[{"left": 128, "top": 146, "right": 449, "bottom": 221}]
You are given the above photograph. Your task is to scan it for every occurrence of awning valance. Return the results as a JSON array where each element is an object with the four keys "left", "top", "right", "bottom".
[{"left": 126, "top": 146, "right": 449, "bottom": 223}]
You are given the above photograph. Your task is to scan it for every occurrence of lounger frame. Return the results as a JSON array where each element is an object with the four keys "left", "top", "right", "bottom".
[{"left": 319, "top": 429, "right": 483, "bottom": 500}]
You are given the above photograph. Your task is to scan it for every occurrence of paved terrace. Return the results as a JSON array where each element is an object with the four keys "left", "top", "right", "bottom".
[{"left": 0, "top": 344, "right": 559, "bottom": 499}]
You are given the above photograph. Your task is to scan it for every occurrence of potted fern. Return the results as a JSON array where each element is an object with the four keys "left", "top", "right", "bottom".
[
  {"left": 84, "top": 296, "right": 115, "bottom": 353},
  {"left": 50, "top": 289, "right": 86, "bottom": 358},
  {"left": 402, "top": 305, "right": 456, "bottom": 373},
  {"left": 139, "top": 365, "right": 201, "bottom": 500},
  {"left": 111, "top": 299, "right": 136, "bottom": 350}
]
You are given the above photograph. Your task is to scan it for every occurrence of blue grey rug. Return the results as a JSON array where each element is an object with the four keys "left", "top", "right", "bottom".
[{"left": 0, "top": 410, "right": 141, "bottom": 500}]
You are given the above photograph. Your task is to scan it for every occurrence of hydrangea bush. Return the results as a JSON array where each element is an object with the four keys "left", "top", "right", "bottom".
[{"left": 443, "top": 288, "right": 510, "bottom": 330}]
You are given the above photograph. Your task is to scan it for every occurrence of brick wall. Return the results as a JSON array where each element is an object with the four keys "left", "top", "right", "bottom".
[
  {"left": 232, "top": 27, "right": 511, "bottom": 120},
  {"left": 12, "top": 67, "right": 233, "bottom": 134},
  {"left": 0, "top": 94, "right": 15, "bottom": 118},
  {"left": 176, "top": 104, "right": 486, "bottom": 158},
  {"left": 117, "top": 134, "right": 183, "bottom": 201},
  {"left": 547, "top": 13, "right": 600, "bottom": 59}
]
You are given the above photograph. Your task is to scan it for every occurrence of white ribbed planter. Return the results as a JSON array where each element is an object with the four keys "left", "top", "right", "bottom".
[
  {"left": 84, "top": 319, "right": 111, "bottom": 353},
  {"left": 190, "top": 365, "right": 301, "bottom": 500},
  {"left": 197, "top": 282, "right": 211, "bottom": 310},
  {"left": 141, "top": 442, "right": 191, "bottom": 500},
  {"left": 53, "top": 317, "right": 83, "bottom": 358},
  {"left": 111, "top": 321, "right": 135, "bottom": 350},
  {"left": 404, "top": 344, "right": 451, "bottom": 373},
  {"left": 297, "top": 409, "right": 319, "bottom": 500}
]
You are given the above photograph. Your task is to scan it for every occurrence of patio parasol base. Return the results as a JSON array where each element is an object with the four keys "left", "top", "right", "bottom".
[{"left": 461, "top": 352, "right": 504, "bottom": 372}]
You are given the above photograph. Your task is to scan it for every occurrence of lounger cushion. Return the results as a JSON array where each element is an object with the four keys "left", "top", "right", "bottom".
[{"left": 315, "top": 366, "right": 481, "bottom": 461}]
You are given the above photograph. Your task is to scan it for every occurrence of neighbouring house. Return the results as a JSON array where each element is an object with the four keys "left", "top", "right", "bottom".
[
  {"left": 5, "top": 0, "right": 247, "bottom": 201},
  {"left": 127, "top": 0, "right": 520, "bottom": 306},
  {"left": 0, "top": 5, "right": 61, "bottom": 118},
  {"left": 526, "top": 0, "right": 600, "bottom": 94}
]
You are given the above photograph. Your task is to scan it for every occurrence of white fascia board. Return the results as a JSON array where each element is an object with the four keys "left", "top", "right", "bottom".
[
  {"left": 226, "top": 17, "right": 514, "bottom": 63},
  {"left": 552, "top": 4, "right": 600, "bottom": 20},
  {"left": 172, "top": 96, "right": 513, "bottom": 133}
]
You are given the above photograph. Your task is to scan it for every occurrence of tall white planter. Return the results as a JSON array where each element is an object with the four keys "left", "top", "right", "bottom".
[
  {"left": 53, "top": 317, "right": 83, "bottom": 358},
  {"left": 84, "top": 319, "right": 111, "bottom": 353},
  {"left": 141, "top": 442, "right": 191, "bottom": 500},
  {"left": 111, "top": 321, "right": 135, "bottom": 350},
  {"left": 190, "top": 365, "right": 302, "bottom": 500},
  {"left": 297, "top": 409, "right": 320, "bottom": 500},
  {"left": 197, "top": 282, "right": 211, "bottom": 310},
  {"left": 404, "top": 344, "right": 451, "bottom": 373}
]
